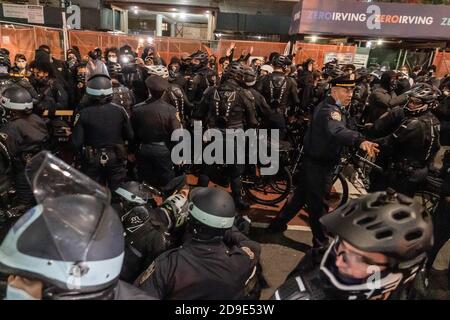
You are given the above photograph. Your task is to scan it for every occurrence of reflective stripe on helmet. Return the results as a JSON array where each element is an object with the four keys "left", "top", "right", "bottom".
[
  {"left": 0, "top": 96, "right": 33, "bottom": 110},
  {"left": 115, "top": 187, "right": 147, "bottom": 205},
  {"left": 189, "top": 203, "right": 234, "bottom": 229},
  {"left": 0, "top": 205, "right": 124, "bottom": 288},
  {"left": 86, "top": 87, "right": 113, "bottom": 96}
]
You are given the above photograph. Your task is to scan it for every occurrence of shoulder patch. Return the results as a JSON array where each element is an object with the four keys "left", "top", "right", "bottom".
[
  {"left": 138, "top": 261, "right": 156, "bottom": 286},
  {"left": 330, "top": 111, "right": 342, "bottom": 121},
  {"left": 73, "top": 113, "right": 80, "bottom": 126},
  {"left": 241, "top": 246, "right": 255, "bottom": 260}
]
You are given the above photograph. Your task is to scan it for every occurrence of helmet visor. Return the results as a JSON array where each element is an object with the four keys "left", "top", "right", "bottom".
[{"left": 26, "top": 151, "right": 110, "bottom": 204}]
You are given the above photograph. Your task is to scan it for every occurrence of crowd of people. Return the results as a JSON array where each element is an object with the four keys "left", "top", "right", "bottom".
[{"left": 0, "top": 40, "right": 449, "bottom": 300}]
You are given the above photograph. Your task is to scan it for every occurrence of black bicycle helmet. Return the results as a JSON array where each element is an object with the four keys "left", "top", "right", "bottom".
[
  {"left": 328, "top": 68, "right": 345, "bottom": 80},
  {"left": 190, "top": 50, "right": 208, "bottom": 66},
  {"left": 271, "top": 55, "right": 292, "bottom": 68},
  {"left": 319, "top": 190, "right": 433, "bottom": 300},
  {"left": 224, "top": 62, "right": 246, "bottom": 82},
  {"left": 406, "top": 83, "right": 440, "bottom": 104},
  {"left": 404, "top": 83, "right": 441, "bottom": 114},
  {"left": 355, "top": 67, "right": 369, "bottom": 78},
  {"left": 243, "top": 66, "right": 257, "bottom": 86}
]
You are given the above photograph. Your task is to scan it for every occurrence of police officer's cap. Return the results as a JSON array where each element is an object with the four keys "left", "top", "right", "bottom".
[
  {"left": 330, "top": 75, "right": 356, "bottom": 88},
  {"left": 145, "top": 74, "right": 169, "bottom": 92}
]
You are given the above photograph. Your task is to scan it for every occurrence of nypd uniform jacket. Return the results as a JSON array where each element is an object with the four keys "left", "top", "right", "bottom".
[
  {"left": 130, "top": 98, "right": 181, "bottom": 148},
  {"left": 135, "top": 230, "right": 260, "bottom": 300},
  {"left": 0, "top": 114, "right": 49, "bottom": 161},
  {"left": 72, "top": 102, "right": 133, "bottom": 149},
  {"left": 303, "top": 96, "right": 365, "bottom": 165}
]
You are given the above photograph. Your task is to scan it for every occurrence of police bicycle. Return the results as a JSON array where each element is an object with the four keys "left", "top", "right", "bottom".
[
  {"left": 413, "top": 168, "right": 442, "bottom": 215},
  {"left": 242, "top": 116, "right": 382, "bottom": 209}
]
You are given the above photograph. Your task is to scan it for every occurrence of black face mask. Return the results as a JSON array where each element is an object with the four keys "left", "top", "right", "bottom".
[
  {"left": 77, "top": 73, "right": 86, "bottom": 83},
  {"left": 68, "top": 59, "right": 78, "bottom": 69},
  {"left": 190, "top": 63, "right": 203, "bottom": 72},
  {"left": 35, "top": 77, "right": 49, "bottom": 86}
]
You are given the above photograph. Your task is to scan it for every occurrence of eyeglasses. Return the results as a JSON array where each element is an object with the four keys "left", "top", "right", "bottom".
[{"left": 333, "top": 240, "right": 389, "bottom": 268}]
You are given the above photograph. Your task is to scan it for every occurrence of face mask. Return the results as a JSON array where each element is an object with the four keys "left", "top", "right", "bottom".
[
  {"left": 68, "top": 59, "right": 77, "bottom": 69},
  {"left": 109, "top": 57, "right": 118, "bottom": 63},
  {"left": 77, "top": 74, "right": 86, "bottom": 83},
  {"left": 36, "top": 77, "right": 49, "bottom": 85},
  {"left": 16, "top": 62, "right": 26, "bottom": 70},
  {"left": 5, "top": 285, "right": 38, "bottom": 300}
]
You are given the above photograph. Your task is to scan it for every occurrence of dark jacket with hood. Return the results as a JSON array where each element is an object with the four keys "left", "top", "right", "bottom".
[{"left": 364, "top": 71, "right": 407, "bottom": 123}]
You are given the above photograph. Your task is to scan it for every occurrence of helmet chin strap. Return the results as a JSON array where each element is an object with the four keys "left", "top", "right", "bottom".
[{"left": 404, "top": 103, "right": 429, "bottom": 115}]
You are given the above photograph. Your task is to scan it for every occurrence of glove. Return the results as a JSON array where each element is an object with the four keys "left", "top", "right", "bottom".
[{"left": 160, "top": 193, "right": 189, "bottom": 231}]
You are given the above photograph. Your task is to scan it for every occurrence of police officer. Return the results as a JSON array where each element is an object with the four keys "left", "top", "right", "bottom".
[
  {"left": 115, "top": 182, "right": 189, "bottom": 282},
  {"left": 242, "top": 66, "right": 273, "bottom": 126},
  {"left": 72, "top": 74, "right": 133, "bottom": 191},
  {"left": 368, "top": 83, "right": 440, "bottom": 197},
  {"left": 130, "top": 75, "right": 181, "bottom": 188},
  {"left": 268, "top": 75, "right": 379, "bottom": 247},
  {"left": 0, "top": 185, "right": 154, "bottom": 299},
  {"left": 146, "top": 65, "right": 193, "bottom": 128},
  {"left": 0, "top": 86, "right": 49, "bottom": 211},
  {"left": 108, "top": 62, "right": 135, "bottom": 115},
  {"left": 186, "top": 51, "right": 215, "bottom": 105},
  {"left": 428, "top": 121, "right": 450, "bottom": 267},
  {"left": 119, "top": 46, "right": 148, "bottom": 104},
  {"left": 135, "top": 187, "right": 261, "bottom": 300},
  {"left": 272, "top": 190, "right": 433, "bottom": 300},
  {"left": 257, "top": 55, "right": 300, "bottom": 139},
  {"left": 197, "top": 62, "right": 258, "bottom": 209}
]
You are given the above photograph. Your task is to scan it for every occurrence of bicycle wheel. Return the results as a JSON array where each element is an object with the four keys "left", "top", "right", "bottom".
[
  {"left": 326, "top": 173, "right": 349, "bottom": 210},
  {"left": 414, "top": 190, "right": 440, "bottom": 215},
  {"left": 243, "top": 166, "right": 292, "bottom": 206}
]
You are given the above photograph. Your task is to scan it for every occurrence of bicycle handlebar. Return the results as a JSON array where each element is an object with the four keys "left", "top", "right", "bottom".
[{"left": 353, "top": 153, "right": 384, "bottom": 173}]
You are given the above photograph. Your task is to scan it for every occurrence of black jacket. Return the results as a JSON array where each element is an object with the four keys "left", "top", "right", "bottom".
[
  {"left": 257, "top": 71, "right": 300, "bottom": 113},
  {"left": 201, "top": 79, "right": 258, "bottom": 130},
  {"left": 365, "top": 87, "right": 407, "bottom": 123},
  {"left": 303, "top": 96, "right": 365, "bottom": 165},
  {"left": 130, "top": 98, "right": 181, "bottom": 151},
  {"left": 373, "top": 111, "right": 440, "bottom": 168},
  {"left": 135, "top": 227, "right": 260, "bottom": 300},
  {"left": 72, "top": 102, "right": 133, "bottom": 149},
  {"left": 33, "top": 78, "right": 69, "bottom": 117}
]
